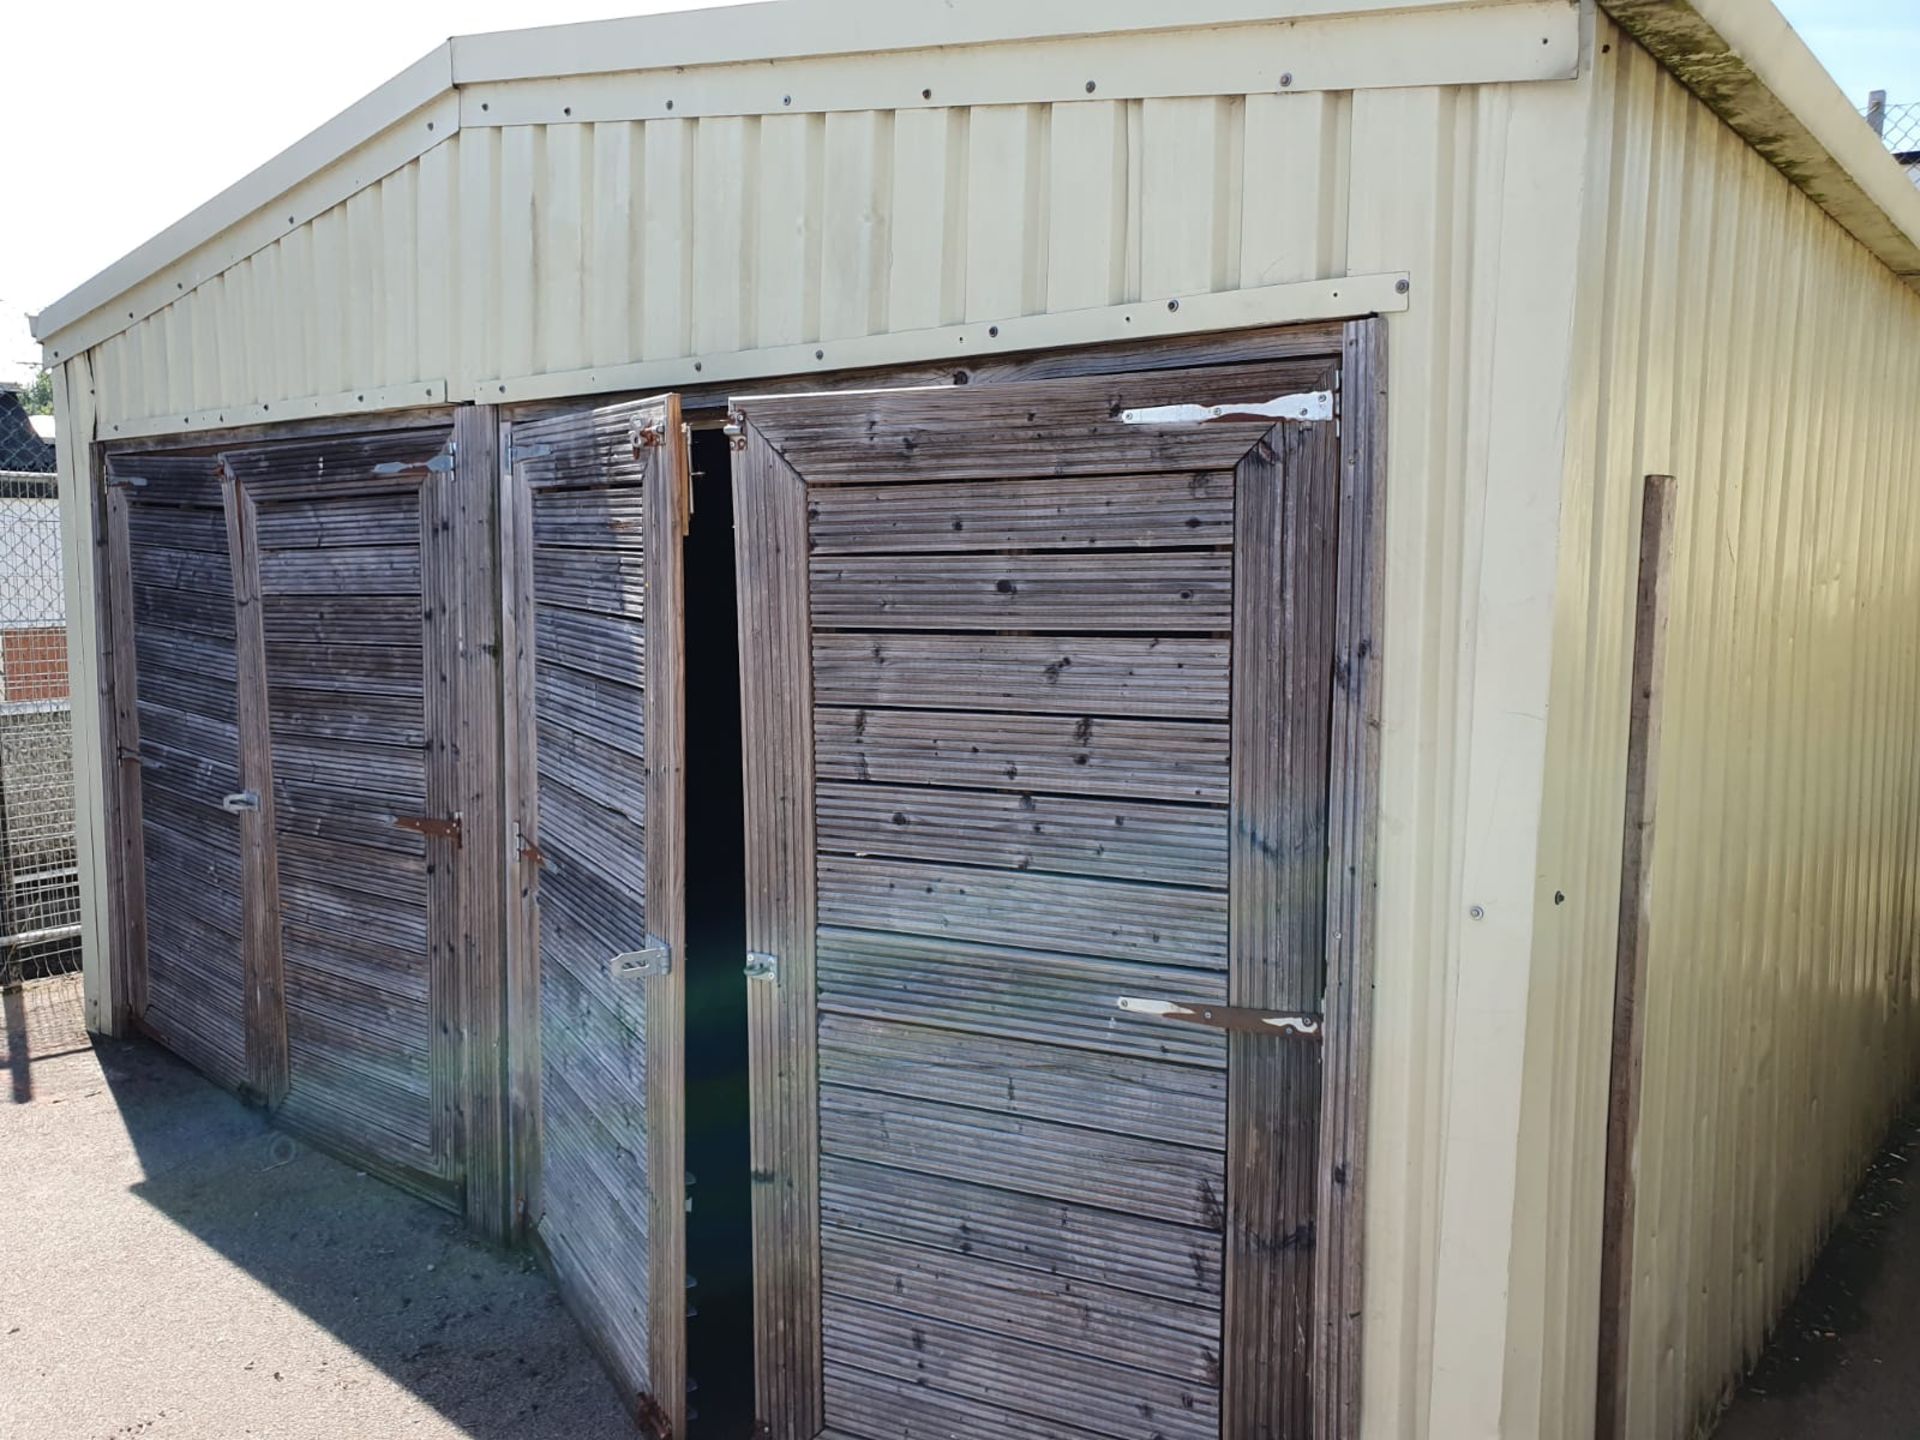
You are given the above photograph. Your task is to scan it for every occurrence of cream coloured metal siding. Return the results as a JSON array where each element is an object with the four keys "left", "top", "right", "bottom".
[
  {"left": 1523, "top": 20, "right": 1920, "bottom": 1440},
  {"left": 88, "top": 96, "right": 1357, "bottom": 432}
]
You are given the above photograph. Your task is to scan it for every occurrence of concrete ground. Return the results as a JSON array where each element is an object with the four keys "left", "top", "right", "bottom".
[
  {"left": 1, "top": 974, "right": 635, "bottom": 1440},
  {"left": 1714, "top": 1106, "right": 1920, "bottom": 1439}
]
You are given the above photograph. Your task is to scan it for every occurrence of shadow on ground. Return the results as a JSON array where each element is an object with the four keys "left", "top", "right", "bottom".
[
  {"left": 1, "top": 987, "right": 636, "bottom": 1439},
  {"left": 1714, "top": 1105, "right": 1920, "bottom": 1440}
]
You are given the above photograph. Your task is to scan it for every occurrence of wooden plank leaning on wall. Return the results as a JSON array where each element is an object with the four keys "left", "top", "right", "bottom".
[{"left": 1595, "top": 474, "right": 1677, "bottom": 1440}]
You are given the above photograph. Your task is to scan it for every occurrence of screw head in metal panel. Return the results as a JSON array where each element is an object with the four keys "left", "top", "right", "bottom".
[
  {"left": 1280, "top": 72, "right": 1294, "bottom": 88},
  {"left": 1396, "top": 277, "right": 1411, "bottom": 294},
  {"left": 1469, "top": 905, "right": 1485, "bottom": 920}
]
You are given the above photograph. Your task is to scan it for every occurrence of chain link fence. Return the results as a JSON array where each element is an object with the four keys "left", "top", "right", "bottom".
[
  {"left": 0, "top": 383, "right": 80, "bottom": 994},
  {"left": 1865, "top": 95, "right": 1920, "bottom": 188}
]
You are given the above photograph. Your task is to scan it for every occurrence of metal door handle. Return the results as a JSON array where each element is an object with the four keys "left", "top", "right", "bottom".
[{"left": 220, "top": 791, "right": 260, "bottom": 814}]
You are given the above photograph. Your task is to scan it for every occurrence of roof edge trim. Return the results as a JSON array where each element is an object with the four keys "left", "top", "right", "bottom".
[
  {"left": 1601, "top": 0, "right": 1920, "bottom": 288},
  {"left": 449, "top": 0, "right": 1543, "bottom": 85},
  {"left": 31, "top": 43, "right": 455, "bottom": 346}
]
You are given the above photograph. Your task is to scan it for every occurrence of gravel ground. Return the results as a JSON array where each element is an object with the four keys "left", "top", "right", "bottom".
[
  {"left": 0, "top": 998, "right": 635, "bottom": 1440},
  {"left": 1714, "top": 1106, "right": 1920, "bottom": 1440}
]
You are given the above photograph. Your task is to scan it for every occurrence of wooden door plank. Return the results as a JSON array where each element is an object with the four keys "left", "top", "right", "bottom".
[
  {"left": 807, "top": 551, "right": 1234, "bottom": 631},
  {"left": 501, "top": 418, "right": 544, "bottom": 1239},
  {"left": 454, "top": 405, "right": 513, "bottom": 1244},
  {"left": 418, "top": 441, "right": 464, "bottom": 1181},
  {"left": 1221, "top": 416, "right": 1341, "bottom": 1439},
  {"left": 220, "top": 467, "right": 289, "bottom": 1107},
  {"left": 642, "top": 398, "right": 690, "bottom": 1438},
  {"left": 1313, "top": 315, "right": 1388, "bottom": 1440},
  {"left": 733, "top": 420, "right": 825, "bottom": 1440},
  {"left": 100, "top": 481, "right": 149, "bottom": 1025}
]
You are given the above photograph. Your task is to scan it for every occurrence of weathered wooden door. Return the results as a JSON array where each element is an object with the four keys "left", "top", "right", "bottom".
[
  {"left": 733, "top": 359, "right": 1365, "bottom": 1440},
  {"left": 502, "top": 396, "right": 688, "bottom": 1435},
  {"left": 104, "top": 452, "right": 266, "bottom": 1096},
  {"left": 221, "top": 428, "right": 466, "bottom": 1199}
]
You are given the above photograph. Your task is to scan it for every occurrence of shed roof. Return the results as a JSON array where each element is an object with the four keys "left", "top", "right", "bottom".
[{"left": 29, "top": 0, "right": 1920, "bottom": 363}]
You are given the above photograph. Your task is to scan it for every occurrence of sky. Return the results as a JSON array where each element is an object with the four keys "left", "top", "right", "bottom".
[{"left": 3, "top": 0, "right": 1917, "bottom": 385}]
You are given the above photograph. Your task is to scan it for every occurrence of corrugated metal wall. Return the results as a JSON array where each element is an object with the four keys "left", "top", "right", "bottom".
[
  {"left": 1520, "top": 19, "right": 1920, "bottom": 1440},
  {"left": 85, "top": 94, "right": 1363, "bottom": 429}
]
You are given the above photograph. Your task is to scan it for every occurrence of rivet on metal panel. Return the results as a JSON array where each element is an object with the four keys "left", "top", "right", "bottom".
[
  {"left": 744, "top": 951, "right": 778, "bottom": 982},
  {"left": 1280, "top": 72, "right": 1294, "bottom": 88}
]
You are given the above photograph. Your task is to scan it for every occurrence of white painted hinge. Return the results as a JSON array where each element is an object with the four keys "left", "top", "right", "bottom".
[
  {"left": 1116, "top": 996, "right": 1323, "bottom": 1037},
  {"left": 610, "top": 937, "right": 673, "bottom": 979},
  {"left": 1119, "top": 390, "right": 1334, "bottom": 426},
  {"left": 372, "top": 440, "right": 457, "bottom": 476}
]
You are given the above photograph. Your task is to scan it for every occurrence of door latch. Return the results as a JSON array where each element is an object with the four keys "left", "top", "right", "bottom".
[
  {"left": 744, "top": 951, "right": 778, "bottom": 982},
  {"left": 610, "top": 939, "right": 672, "bottom": 979},
  {"left": 220, "top": 790, "right": 260, "bottom": 814}
]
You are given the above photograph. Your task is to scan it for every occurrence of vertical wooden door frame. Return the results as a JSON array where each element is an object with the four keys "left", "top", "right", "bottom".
[
  {"left": 96, "top": 457, "right": 147, "bottom": 1032},
  {"left": 728, "top": 319, "right": 1387, "bottom": 1440},
  {"left": 1313, "top": 316, "right": 1388, "bottom": 1440},
  {"left": 452, "top": 405, "right": 514, "bottom": 1243},
  {"left": 218, "top": 461, "right": 290, "bottom": 1108},
  {"left": 1595, "top": 473, "right": 1677, "bottom": 1440},
  {"left": 642, "top": 399, "right": 692, "bottom": 1436},
  {"left": 731, "top": 417, "right": 824, "bottom": 1440},
  {"left": 499, "top": 414, "right": 543, "bottom": 1239}
]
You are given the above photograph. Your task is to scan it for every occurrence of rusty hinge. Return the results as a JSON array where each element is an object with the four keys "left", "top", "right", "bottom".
[
  {"left": 393, "top": 811, "right": 463, "bottom": 846},
  {"left": 1116, "top": 996, "right": 1323, "bottom": 1038},
  {"left": 515, "top": 826, "right": 548, "bottom": 870},
  {"left": 633, "top": 421, "right": 665, "bottom": 450}
]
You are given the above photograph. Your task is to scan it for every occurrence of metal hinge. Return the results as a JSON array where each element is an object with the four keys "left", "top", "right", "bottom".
[
  {"left": 1120, "top": 390, "right": 1334, "bottom": 426},
  {"left": 744, "top": 951, "right": 778, "bottom": 982},
  {"left": 505, "top": 440, "right": 552, "bottom": 469},
  {"left": 393, "top": 811, "right": 463, "bottom": 846},
  {"left": 633, "top": 422, "right": 665, "bottom": 450},
  {"left": 1116, "top": 996, "right": 1323, "bottom": 1038},
  {"left": 105, "top": 473, "right": 148, "bottom": 490},
  {"left": 372, "top": 441, "right": 456, "bottom": 477},
  {"left": 610, "top": 939, "right": 673, "bottom": 979},
  {"left": 514, "top": 823, "right": 548, "bottom": 870}
]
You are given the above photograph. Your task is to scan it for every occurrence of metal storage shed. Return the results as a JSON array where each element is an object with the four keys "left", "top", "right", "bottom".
[{"left": 31, "top": 2, "right": 1920, "bottom": 1437}]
